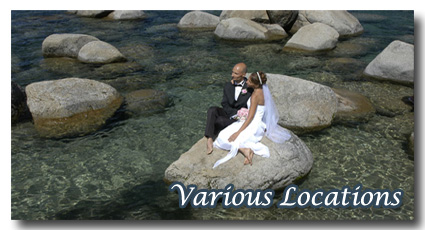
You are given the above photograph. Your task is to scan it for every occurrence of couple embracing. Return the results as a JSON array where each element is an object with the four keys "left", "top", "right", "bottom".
[{"left": 205, "top": 63, "right": 291, "bottom": 169}]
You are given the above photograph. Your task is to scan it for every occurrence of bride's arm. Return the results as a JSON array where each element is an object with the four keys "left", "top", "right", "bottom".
[{"left": 228, "top": 92, "right": 259, "bottom": 142}]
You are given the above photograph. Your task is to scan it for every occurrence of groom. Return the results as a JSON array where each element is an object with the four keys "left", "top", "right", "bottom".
[{"left": 205, "top": 62, "right": 253, "bottom": 154}]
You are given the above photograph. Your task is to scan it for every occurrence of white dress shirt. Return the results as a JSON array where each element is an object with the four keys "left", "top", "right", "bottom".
[{"left": 234, "top": 80, "right": 245, "bottom": 101}]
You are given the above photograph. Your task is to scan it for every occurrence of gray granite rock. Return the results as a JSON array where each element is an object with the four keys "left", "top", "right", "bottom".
[
  {"left": 214, "top": 18, "right": 287, "bottom": 41},
  {"left": 164, "top": 131, "right": 313, "bottom": 190},
  {"left": 364, "top": 40, "right": 414, "bottom": 85},
  {"left": 266, "top": 73, "right": 338, "bottom": 134},
  {"left": 299, "top": 10, "right": 364, "bottom": 37},
  {"left": 25, "top": 78, "right": 123, "bottom": 138},
  {"left": 77, "top": 41, "right": 127, "bottom": 64},
  {"left": 106, "top": 10, "right": 146, "bottom": 20},
  {"left": 284, "top": 23, "right": 339, "bottom": 51},
  {"left": 42, "top": 34, "right": 99, "bottom": 58},
  {"left": 177, "top": 11, "right": 220, "bottom": 29}
]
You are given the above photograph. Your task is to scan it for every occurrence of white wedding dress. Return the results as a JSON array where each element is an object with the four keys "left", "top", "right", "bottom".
[{"left": 213, "top": 98, "right": 270, "bottom": 168}]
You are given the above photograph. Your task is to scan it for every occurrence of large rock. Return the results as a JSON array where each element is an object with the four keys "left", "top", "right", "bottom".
[
  {"left": 177, "top": 11, "right": 220, "bottom": 29},
  {"left": 266, "top": 10, "right": 298, "bottom": 32},
  {"left": 299, "top": 10, "right": 364, "bottom": 37},
  {"left": 42, "top": 34, "right": 100, "bottom": 58},
  {"left": 75, "top": 10, "right": 113, "bottom": 18},
  {"left": 77, "top": 41, "right": 127, "bottom": 64},
  {"left": 214, "top": 18, "right": 287, "bottom": 41},
  {"left": 106, "top": 10, "right": 146, "bottom": 20},
  {"left": 12, "top": 81, "right": 30, "bottom": 124},
  {"left": 284, "top": 22, "right": 339, "bottom": 51},
  {"left": 219, "top": 10, "right": 269, "bottom": 23},
  {"left": 332, "top": 88, "right": 376, "bottom": 123},
  {"left": 267, "top": 73, "right": 338, "bottom": 134},
  {"left": 164, "top": 133, "right": 313, "bottom": 190},
  {"left": 25, "top": 78, "right": 123, "bottom": 138},
  {"left": 363, "top": 40, "right": 414, "bottom": 85}
]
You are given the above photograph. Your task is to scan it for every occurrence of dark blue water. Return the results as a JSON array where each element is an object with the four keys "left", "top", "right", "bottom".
[{"left": 11, "top": 10, "right": 414, "bottom": 220}]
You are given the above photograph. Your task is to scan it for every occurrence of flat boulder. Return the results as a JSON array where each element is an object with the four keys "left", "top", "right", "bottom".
[
  {"left": 267, "top": 73, "right": 338, "bottom": 134},
  {"left": 214, "top": 18, "right": 287, "bottom": 41},
  {"left": 177, "top": 11, "right": 220, "bottom": 29},
  {"left": 106, "top": 10, "right": 146, "bottom": 20},
  {"left": 300, "top": 10, "right": 364, "bottom": 37},
  {"left": 284, "top": 22, "right": 339, "bottom": 51},
  {"left": 25, "top": 78, "right": 123, "bottom": 138},
  {"left": 164, "top": 132, "right": 313, "bottom": 190},
  {"left": 42, "top": 34, "right": 100, "bottom": 58},
  {"left": 363, "top": 40, "right": 414, "bottom": 85},
  {"left": 77, "top": 41, "right": 127, "bottom": 64}
]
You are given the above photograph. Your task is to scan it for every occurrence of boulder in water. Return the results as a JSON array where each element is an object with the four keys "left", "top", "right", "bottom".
[
  {"left": 77, "top": 41, "right": 127, "bottom": 64},
  {"left": 25, "top": 78, "right": 123, "bottom": 138},
  {"left": 177, "top": 11, "right": 220, "bottom": 29},
  {"left": 214, "top": 18, "right": 287, "bottom": 41},
  {"left": 284, "top": 22, "right": 339, "bottom": 52},
  {"left": 164, "top": 132, "right": 313, "bottom": 190},
  {"left": 42, "top": 34, "right": 99, "bottom": 58},
  {"left": 363, "top": 40, "right": 414, "bottom": 85}
]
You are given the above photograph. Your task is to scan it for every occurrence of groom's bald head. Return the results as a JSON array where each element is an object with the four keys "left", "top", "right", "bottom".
[{"left": 232, "top": 63, "right": 247, "bottom": 83}]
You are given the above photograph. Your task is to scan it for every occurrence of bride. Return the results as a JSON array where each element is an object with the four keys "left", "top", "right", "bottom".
[{"left": 213, "top": 71, "right": 291, "bottom": 169}]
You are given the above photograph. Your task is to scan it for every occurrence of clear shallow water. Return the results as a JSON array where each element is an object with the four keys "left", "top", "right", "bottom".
[{"left": 11, "top": 10, "right": 414, "bottom": 220}]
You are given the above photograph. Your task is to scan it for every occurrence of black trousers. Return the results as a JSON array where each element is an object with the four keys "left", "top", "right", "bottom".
[{"left": 205, "top": 106, "right": 236, "bottom": 140}]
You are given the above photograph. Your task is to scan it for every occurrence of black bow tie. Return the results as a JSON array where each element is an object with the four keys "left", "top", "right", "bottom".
[{"left": 234, "top": 80, "right": 245, "bottom": 87}]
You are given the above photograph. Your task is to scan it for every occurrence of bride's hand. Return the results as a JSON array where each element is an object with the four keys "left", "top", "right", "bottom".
[{"left": 228, "top": 132, "right": 239, "bottom": 142}]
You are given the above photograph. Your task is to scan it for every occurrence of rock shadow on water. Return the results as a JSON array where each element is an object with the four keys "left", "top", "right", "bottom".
[{"left": 51, "top": 180, "right": 193, "bottom": 220}]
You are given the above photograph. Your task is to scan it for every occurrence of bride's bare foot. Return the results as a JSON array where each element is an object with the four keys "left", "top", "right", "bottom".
[
  {"left": 206, "top": 137, "right": 213, "bottom": 155},
  {"left": 243, "top": 157, "right": 250, "bottom": 165},
  {"left": 248, "top": 149, "right": 254, "bottom": 166},
  {"left": 240, "top": 148, "right": 252, "bottom": 165}
]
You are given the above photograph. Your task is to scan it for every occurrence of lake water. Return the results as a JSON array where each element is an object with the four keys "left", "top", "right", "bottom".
[{"left": 11, "top": 10, "right": 414, "bottom": 220}]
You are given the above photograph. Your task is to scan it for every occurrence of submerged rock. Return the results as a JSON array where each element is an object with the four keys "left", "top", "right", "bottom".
[
  {"left": 12, "top": 81, "right": 31, "bottom": 124},
  {"left": 177, "top": 11, "right": 220, "bottom": 29},
  {"left": 364, "top": 40, "right": 414, "bottom": 85},
  {"left": 164, "top": 132, "right": 313, "bottom": 190},
  {"left": 77, "top": 41, "right": 127, "bottom": 64},
  {"left": 333, "top": 81, "right": 413, "bottom": 117},
  {"left": 25, "top": 78, "right": 123, "bottom": 138},
  {"left": 267, "top": 73, "right": 338, "bottom": 134},
  {"left": 214, "top": 18, "right": 287, "bottom": 41},
  {"left": 284, "top": 23, "right": 339, "bottom": 52},
  {"left": 332, "top": 88, "right": 376, "bottom": 123},
  {"left": 42, "top": 34, "right": 99, "bottom": 58},
  {"left": 124, "top": 89, "right": 168, "bottom": 115},
  {"left": 409, "top": 132, "right": 414, "bottom": 155}
]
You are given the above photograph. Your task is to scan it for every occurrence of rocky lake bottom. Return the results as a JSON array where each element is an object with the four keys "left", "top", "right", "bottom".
[{"left": 11, "top": 10, "right": 414, "bottom": 220}]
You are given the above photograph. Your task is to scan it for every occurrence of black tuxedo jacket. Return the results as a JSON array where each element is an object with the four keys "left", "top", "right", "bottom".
[{"left": 221, "top": 80, "right": 253, "bottom": 118}]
